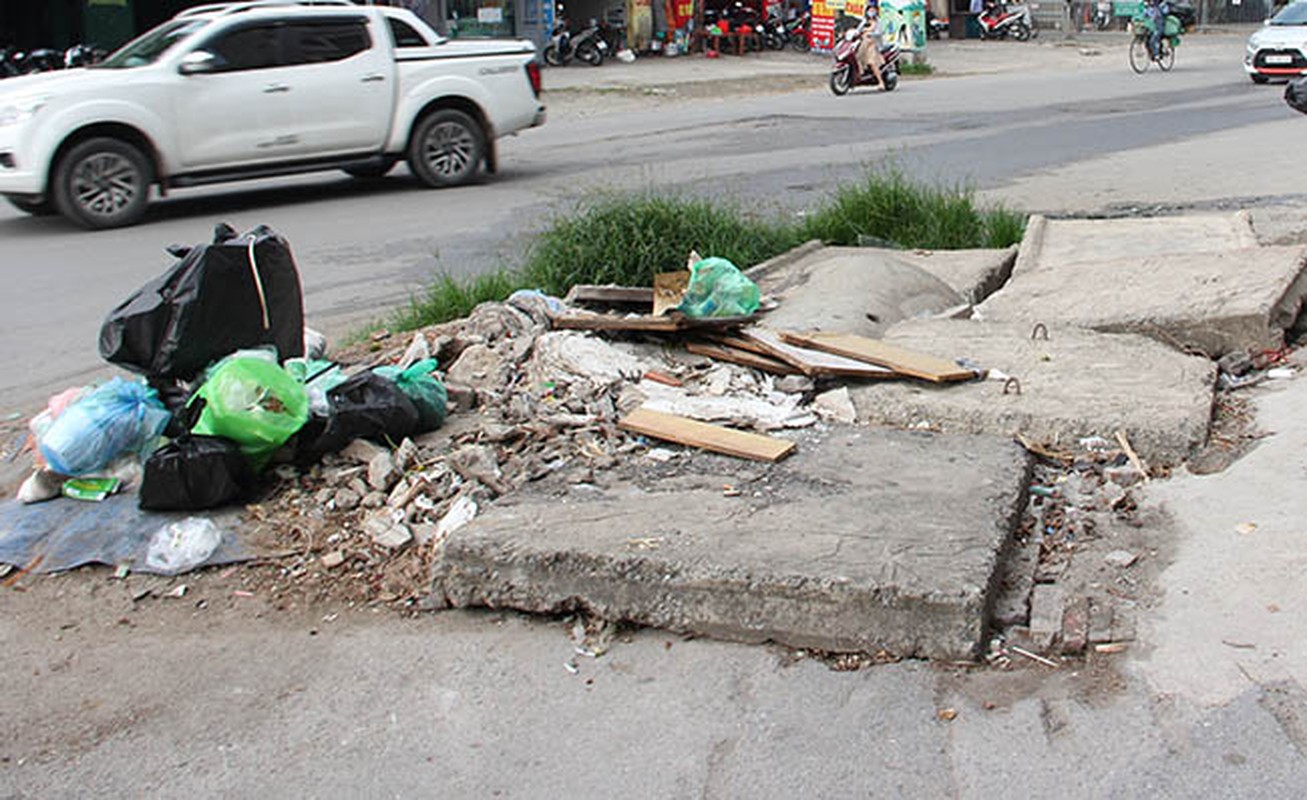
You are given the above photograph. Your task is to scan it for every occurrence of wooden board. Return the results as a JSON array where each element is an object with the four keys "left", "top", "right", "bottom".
[
  {"left": 779, "top": 331, "right": 974, "bottom": 383},
  {"left": 727, "top": 328, "right": 899, "bottom": 379},
  {"left": 551, "top": 311, "right": 761, "bottom": 333},
  {"left": 685, "top": 341, "right": 801, "bottom": 375},
  {"left": 618, "top": 407, "right": 797, "bottom": 462},
  {"left": 564, "top": 285, "right": 654, "bottom": 307},
  {"left": 552, "top": 313, "right": 684, "bottom": 332}
]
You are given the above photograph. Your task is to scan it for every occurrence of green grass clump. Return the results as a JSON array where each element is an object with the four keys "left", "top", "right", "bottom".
[
  {"left": 898, "top": 62, "right": 935, "bottom": 76},
  {"left": 519, "top": 193, "right": 804, "bottom": 294},
  {"left": 388, "top": 173, "right": 1025, "bottom": 331},
  {"left": 799, "top": 168, "right": 1025, "bottom": 250},
  {"left": 390, "top": 270, "right": 524, "bottom": 332}
]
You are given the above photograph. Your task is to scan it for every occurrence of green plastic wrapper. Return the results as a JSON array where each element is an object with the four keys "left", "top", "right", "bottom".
[
  {"left": 190, "top": 357, "right": 309, "bottom": 470},
  {"left": 677, "top": 257, "right": 761, "bottom": 318},
  {"left": 374, "top": 359, "right": 448, "bottom": 431}
]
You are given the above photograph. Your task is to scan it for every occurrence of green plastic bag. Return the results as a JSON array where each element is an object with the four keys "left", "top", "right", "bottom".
[
  {"left": 190, "top": 357, "right": 309, "bottom": 470},
  {"left": 375, "top": 359, "right": 447, "bottom": 431},
  {"left": 678, "top": 257, "right": 761, "bottom": 318}
]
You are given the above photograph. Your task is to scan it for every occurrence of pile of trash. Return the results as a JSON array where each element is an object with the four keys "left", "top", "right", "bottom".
[
  {"left": 11, "top": 223, "right": 450, "bottom": 576},
  {"left": 5, "top": 233, "right": 989, "bottom": 601}
]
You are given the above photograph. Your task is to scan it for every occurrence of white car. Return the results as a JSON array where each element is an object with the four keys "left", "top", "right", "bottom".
[
  {"left": 1245, "top": 1, "right": 1307, "bottom": 83},
  {"left": 0, "top": 0, "right": 545, "bottom": 229}
]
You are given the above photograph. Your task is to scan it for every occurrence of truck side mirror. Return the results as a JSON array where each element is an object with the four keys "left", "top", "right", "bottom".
[{"left": 178, "top": 50, "right": 218, "bottom": 75}]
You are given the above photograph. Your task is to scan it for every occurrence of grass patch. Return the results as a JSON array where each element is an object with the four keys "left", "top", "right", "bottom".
[
  {"left": 898, "top": 62, "right": 935, "bottom": 76},
  {"left": 800, "top": 168, "right": 1025, "bottom": 250},
  {"left": 519, "top": 192, "right": 804, "bottom": 295},
  {"left": 390, "top": 171, "right": 1025, "bottom": 331}
]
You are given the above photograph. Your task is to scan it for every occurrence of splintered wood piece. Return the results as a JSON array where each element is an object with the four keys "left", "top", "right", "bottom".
[
  {"left": 564, "top": 285, "right": 655, "bottom": 307},
  {"left": 618, "top": 407, "right": 797, "bottom": 462},
  {"left": 732, "top": 328, "right": 898, "bottom": 379},
  {"left": 653, "top": 271, "right": 690, "bottom": 317},
  {"left": 779, "top": 331, "right": 973, "bottom": 383},
  {"left": 551, "top": 313, "right": 685, "bottom": 332},
  {"left": 685, "top": 341, "right": 801, "bottom": 375}
]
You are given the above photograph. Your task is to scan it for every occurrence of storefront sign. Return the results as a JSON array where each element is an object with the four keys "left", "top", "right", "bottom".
[
  {"left": 477, "top": 6, "right": 504, "bottom": 22},
  {"left": 811, "top": 0, "right": 927, "bottom": 51}
]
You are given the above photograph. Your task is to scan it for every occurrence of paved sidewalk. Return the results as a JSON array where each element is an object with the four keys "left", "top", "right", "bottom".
[{"left": 541, "top": 26, "right": 1252, "bottom": 92}]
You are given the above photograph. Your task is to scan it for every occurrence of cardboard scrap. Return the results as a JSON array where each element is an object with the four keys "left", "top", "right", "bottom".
[
  {"left": 564, "top": 285, "right": 654, "bottom": 307},
  {"left": 779, "top": 331, "right": 973, "bottom": 383},
  {"left": 618, "top": 407, "right": 797, "bottom": 462},
  {"left": 653, "top": 271, "right": 690, "bottom": 317}
]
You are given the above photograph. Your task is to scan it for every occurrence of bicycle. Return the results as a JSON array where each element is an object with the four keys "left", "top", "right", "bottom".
[
  {"left": 1129, "top": 12, "right": 1180, "bottom": 73},
  {"left": 1129, "top": 33, "right": 1174, "bottom": 72}
]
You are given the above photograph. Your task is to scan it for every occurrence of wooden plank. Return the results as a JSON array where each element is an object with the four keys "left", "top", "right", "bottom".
[
  {"left": 732, "top": 328, "right": 899, "bottom": 379},
  {"left": 685, "top": 341, "right": 801, "bottom": 375},
  {"left": 779, "top": 331, "right": 974, "bottom": 383},
  {"left": 618, "top": 407, "right": 797, "bottom": 462},
  {"left": 564, "top": 285, "right": 654, "bottom": 307},
  {"left": 551, "top": 313, "right": 685, "bottom": 333}
]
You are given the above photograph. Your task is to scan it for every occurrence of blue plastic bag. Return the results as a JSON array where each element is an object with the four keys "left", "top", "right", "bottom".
[
  {"left": 38, "top": 378, "right": 171, "bottom": 476},
  {"left": 678, "top": 257, "right": 761, "bottom": 318}
]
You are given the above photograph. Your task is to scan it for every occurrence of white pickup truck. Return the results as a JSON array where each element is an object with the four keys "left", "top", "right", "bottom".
[{"left": 0, "top": 0, "right": 545, "bottom": 229}]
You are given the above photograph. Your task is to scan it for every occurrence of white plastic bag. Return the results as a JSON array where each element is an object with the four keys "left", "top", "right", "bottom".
[{"left": 145, "top": 517, "right": 223, "bottom": 575}]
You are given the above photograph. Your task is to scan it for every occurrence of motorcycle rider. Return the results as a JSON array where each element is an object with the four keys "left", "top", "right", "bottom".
[{"left": 854, "top": 2, "right": 886, "bottom": 90}]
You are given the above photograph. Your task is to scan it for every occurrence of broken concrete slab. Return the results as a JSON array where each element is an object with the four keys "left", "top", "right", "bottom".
[
  {"left": 845, "top": 319, "right": 1215, "bottom": 465},
  {"left": 430, "top": 427, "right": 1032, "bottom": 661},
  {"left": 893, "top": 246, "right": 1018, "bottom": 305},
  {"left": 745, "top": 246, "right": 964, "bottom": 337},
  {"left": 1013, "top": 212, "right": 1260, "bottom": 275},
  {"left": 976, "top": 246, "right": 1307, "bottom": 358}
]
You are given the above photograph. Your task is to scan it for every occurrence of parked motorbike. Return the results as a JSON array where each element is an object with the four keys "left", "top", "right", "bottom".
[
  {"left": 977, "top": 1, "right": 1036, "bottom": 40},
  {"left": 64, "top": 44, "right": 104, "bottom": 68},
  {"left": 829, "top": 27, "right": 900, "bottom": 95},
  {"left": 0, "top": 48, "right": 21, "bottom": 77},
  {"left": 785, "top": 11, "right": 812, "bottom": 51},
  {"left": 543, "top": 19, "right": 608, "bottom": 66},
  {"left": 761, "top": 14, "right": 788, "bottom": 50},
  {"left": 926, "top": 9, "right": 949, "bottom": 39}
]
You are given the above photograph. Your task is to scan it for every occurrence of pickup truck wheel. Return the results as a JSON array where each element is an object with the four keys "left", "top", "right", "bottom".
[
  {"left": 408, "top": 110, "right": 484, "bottom": 188},
  {"left": 5, "top": 195, "right": 55, "bottom": 216},
  {"left": 52, "top": 137, "right": 151, "bottom": 230}
]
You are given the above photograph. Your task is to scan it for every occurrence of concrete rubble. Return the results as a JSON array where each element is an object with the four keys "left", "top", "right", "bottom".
[{"left": 232, "top": 210, "right": 1307, "bottom": 662}]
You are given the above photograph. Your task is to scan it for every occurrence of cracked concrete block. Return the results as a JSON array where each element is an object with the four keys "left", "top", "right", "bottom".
[
  {"left": 430, "top": 427, "right": 1032, "bottom": 661},
  {"left": 980, "top": 246, "right": 1307, "bottom": 357},
  {"left": 1012, "top": 212, "right": 1260, "bottom": 276},
  {"left": 846, "top": 319, "right": 1215, "bottom": 465}
]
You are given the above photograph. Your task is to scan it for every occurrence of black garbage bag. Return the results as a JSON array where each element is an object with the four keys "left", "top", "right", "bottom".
[
  {"left": 1287, "top": 76, "right": 1307, "bottom": 116},
  {"left": 139, "top": 434, "right": 257, "bottom": 511},
  {"left": 99, "top": 223, "right": 305, "bottom": 381},
  {"left": 299, "top": 371, "right": 420, "bottom": 457}
]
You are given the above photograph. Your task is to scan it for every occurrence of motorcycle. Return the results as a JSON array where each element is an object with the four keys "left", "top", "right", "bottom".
[
  {"left": 785, "top": 10, "right": 812, "bottom": 51},
  {"left": 977, "top": 1, "right": 1036, "bottom": 41},
  {"left": 543, "top": 19, "right": 608, "bottom": 66},
  {"left": 829, "top": 27, "right": 900, "bottom": 95},
  {"left": 64, "top": 44, "right": 104, "bottom": 68},
  {"left": 926, "top": 9, "right": 948, "bottom": 39},
  {"left": 761, "top": 14, "right": 788, "bottom": 50}
]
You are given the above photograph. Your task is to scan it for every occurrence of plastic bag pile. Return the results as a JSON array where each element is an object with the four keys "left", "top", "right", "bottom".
[{"left": 20, "top": 223, "right": 447, "bottom": 515}]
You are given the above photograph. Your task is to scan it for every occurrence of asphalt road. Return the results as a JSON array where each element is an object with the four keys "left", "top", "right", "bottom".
[
  {"left": 6, "top": 30, "right": 1307, "bottom": 798},
  {"left": 1, "top": 30, "right": 1300, "bottom": 415}
]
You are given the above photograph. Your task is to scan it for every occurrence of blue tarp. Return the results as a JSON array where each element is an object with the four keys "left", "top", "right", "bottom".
[{"left": 0, "top": 495, "right": 251, "bottom": 575}]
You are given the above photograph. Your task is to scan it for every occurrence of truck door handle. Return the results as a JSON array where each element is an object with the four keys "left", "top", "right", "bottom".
[
  {"left": 361, "top": 74, "right": 386, "bottom": 83},
  {"left": 263, "top": 83, "right": 290, "bottom": 93}
]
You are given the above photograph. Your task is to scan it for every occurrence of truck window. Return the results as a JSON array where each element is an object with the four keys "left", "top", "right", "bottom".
[
  {"left": 285, "top": 20, "right": 371, "bottom": 64},
  {"left": 206, "top": 24, "right": 281, "bottom": 72},
  {"left": 388, "top": 18, "right": 430, "bottom": 48}
]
